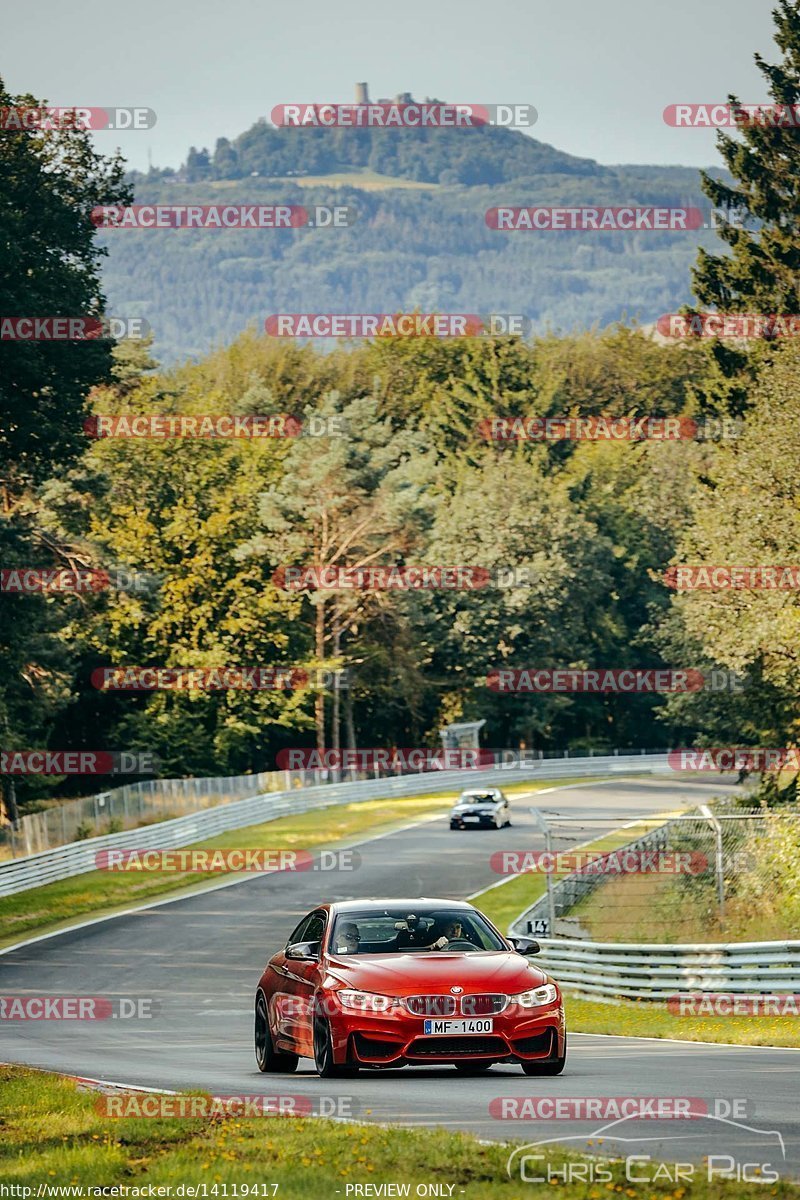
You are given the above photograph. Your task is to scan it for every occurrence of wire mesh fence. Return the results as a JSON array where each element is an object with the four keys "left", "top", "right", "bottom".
[{"left": 513, "top": 801, "right": 800, "bottom": 944}]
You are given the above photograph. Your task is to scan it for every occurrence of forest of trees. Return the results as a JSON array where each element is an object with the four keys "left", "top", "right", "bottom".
[
  {"left": 2, "top": 0, "right": 800, "bottom": 815},
  {"left": 105, "top": 164, "right": 719, "bottom": 365}
]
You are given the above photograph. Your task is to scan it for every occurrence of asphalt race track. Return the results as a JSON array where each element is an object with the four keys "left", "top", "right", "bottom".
[{"left": 2, "top": 776, "right": 797, "bottom": 1182}]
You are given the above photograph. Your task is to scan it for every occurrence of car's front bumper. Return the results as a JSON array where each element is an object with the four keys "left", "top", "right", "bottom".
[
  {"left": 328, "top": 999, "right": 565, "bottom": 1067},
  {"left": 450, "top": 811, "right": 500, "bottom": 828}
]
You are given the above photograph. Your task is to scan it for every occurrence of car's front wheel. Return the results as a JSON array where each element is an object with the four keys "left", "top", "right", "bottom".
[
  {"left": 255, "top": 993, "right": 298, "bottom": 1073},
  {"left": 313, "top": 1011, "right": 359, "bottom": 1078},
  {"left": 521, "top": 1034, "right": 567, "bottom": 1076}
]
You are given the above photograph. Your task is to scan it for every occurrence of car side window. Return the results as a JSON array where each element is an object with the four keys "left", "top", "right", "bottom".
[
  {"left": 286, "top": 914, "right": 313, "bottom": 947},
  {"left": 303, "top": 912, "right": 326, "bottom": 944},
  {"left": 286, "top": 910, "right": 326, "bottom": 949}
]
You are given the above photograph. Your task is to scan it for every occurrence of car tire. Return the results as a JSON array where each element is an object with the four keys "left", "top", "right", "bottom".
[
  {"left": 450, "top": 823, "right": 459, "bottom": 830},
  {"left": 453, "top": 1062, "right": 493, "bottom": 1073},
  {"left": 521, "top": 1035, "right": 567, "bottom": 1076},
  {"left": 255, "top": 992, "right": 298, "bottom": 1073},
  {"left": 313, "top": 1011, "right": 359, "bottom": 1078}
]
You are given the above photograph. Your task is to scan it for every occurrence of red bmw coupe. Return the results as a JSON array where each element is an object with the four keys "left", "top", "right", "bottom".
[{"left": 254, "top": 898, "right": 566, "bottom": 1077}]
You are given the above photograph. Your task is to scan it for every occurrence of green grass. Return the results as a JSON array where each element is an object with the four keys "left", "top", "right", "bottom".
[
  {"left": 2, "top": 1065, "right": 797, "bottom": 1198},
  {"left": 570, "top": 867, "right": 797, "bottom": 944},
  {"left": 566, "top": 994, "right": 800, "bottom": 1048},
  {"left": 0, "top": 775, "right": 598, "bottom": 949},
  {"left": 571, "top": 815, "right": 799, "bottom": 945}
]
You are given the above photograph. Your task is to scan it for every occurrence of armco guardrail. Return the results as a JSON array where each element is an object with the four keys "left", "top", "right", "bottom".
[
  {"left": 0, "top": 752, "right": 669, "bottom": 897},
  {"left": 525, "top": 937, "right": 800, "bottom": 999},
  {"left": 1, "top": 745, "right": 670, "bottom": 856}
]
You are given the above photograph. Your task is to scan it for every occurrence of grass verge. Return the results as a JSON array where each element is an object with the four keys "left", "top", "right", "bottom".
[
  {"left": 1, "top": 1065, "right": 797, "bottom": 1198},
  {"left": 565, "top": 994, "right": 800, "bottom": 1048}
]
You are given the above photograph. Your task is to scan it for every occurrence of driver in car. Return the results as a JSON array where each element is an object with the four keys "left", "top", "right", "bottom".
[
  {"left": 334, "top": 921, "right": 361, "bottom": 955},
  {"left": 431, "top": 919, "right": 465, "bottom": 949}
]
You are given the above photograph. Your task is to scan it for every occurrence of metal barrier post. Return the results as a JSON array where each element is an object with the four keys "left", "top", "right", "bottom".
[
  {"left": 529, "top": 806, "right": 556, "bottom": 937},
  {"left": 700, "top": 804, "right": 725, "bottom": 930}
]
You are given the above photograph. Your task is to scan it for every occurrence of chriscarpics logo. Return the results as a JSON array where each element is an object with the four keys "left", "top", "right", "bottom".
[{"left": 506, "top": 1110, "right": 785, "bottom": 1186}]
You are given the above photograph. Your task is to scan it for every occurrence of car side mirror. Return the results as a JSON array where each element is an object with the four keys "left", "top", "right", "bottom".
[
  {"left": 286, "top": 940, "right": 320, "bottom": 961},
  {"left": 510, "top": 936, "right": 541, "bottom": 955}
]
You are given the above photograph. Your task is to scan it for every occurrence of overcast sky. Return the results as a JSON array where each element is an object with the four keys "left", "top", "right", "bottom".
[{"left": 4, "top": 0, "right": 779, "bottom": 173}]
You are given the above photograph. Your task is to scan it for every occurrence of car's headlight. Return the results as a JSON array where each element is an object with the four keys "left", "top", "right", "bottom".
[
  {"left": 337, "top": 990, "right": 397, "bottom": 1012},
  {"left": 510, "top": 983, "right": 559, "bottom": 1007}
]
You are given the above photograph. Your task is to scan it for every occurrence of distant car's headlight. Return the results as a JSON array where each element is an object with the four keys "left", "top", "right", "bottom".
[
  {"left": 337, "top": 990, "right": 397, "bottom": 1012},
  {"left": 510, "top": 983, "right": 559, "bottom": 1007}
]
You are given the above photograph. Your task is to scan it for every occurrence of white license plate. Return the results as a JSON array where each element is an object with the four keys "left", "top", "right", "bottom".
[
  {"left": 462, "top": 815, "right": 480, "bottom": 822},
  {"left": 423, "top": 1018, "right": 493, "bottom": 1035}
]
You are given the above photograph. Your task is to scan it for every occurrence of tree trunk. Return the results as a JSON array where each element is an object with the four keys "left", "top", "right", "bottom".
[
  {"left": 315, "top": 600, "right": 326, "bottom": 751},
  {"left": 2, "top": 775, "right": 19, "bottom": 825},
  {"left": 1, "top": 711, "right": 19, "bottom": 825},
  {"left": 344, "top": 686, "right": 356, "bottom": 752},
  {"left": 331, "top": 625, "right": 341, "bottom": 757}
]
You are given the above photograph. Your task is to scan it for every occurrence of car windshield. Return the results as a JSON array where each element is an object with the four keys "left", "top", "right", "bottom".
[
  {"left": 328, "top": 908, "right": 506, "bottom": 955},
  {"left": 458, "top": 793, "right": 497, "bottom": 805}
]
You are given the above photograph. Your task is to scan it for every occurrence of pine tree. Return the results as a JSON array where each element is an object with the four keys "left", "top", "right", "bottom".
[{"left": 693, "top": 1, "right": 800, "bottom": 314}]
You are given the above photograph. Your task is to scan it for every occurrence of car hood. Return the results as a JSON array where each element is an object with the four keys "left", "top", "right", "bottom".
[{"left": 323, "top": 950, "right": 548, "bottom": 995}]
